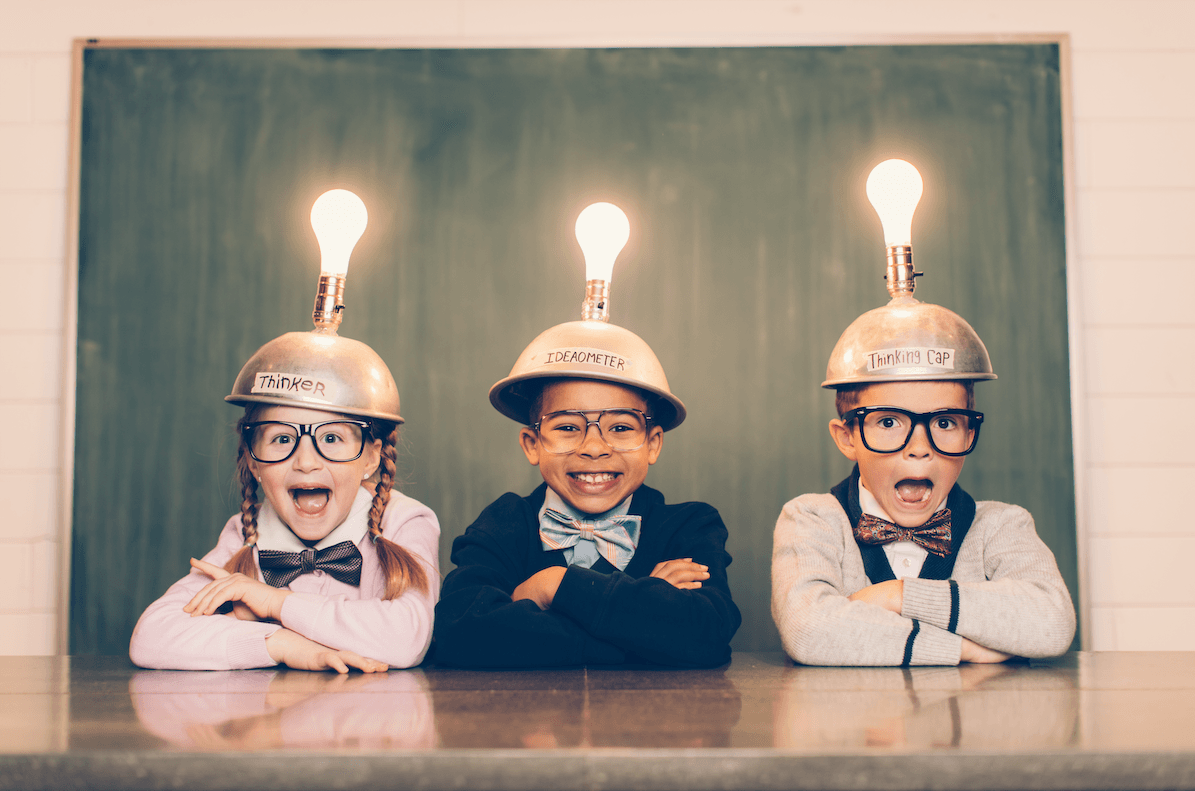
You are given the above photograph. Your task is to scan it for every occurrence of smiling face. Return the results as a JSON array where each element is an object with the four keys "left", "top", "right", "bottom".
[
  {"left": 828, "top": 381, "right": 970, "bottom": 528},
  {"left": 246, "top": 405, "right": 382, "bottom": 542},
  {"left": 519, "top": 379, "right": 664, "bottom": 515}
]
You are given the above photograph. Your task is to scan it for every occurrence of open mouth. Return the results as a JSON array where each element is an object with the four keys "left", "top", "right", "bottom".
[
  {"left": 895, "top": 478, "right": 933, "bottom": 507},
  {"left": 290, "top": 486, "right": 331, "bottom": 515},
  {"left": 569, "top": 472, "right": 620, "bottom": 485}
]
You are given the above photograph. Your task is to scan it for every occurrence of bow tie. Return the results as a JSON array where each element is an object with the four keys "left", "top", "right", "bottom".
[
  {"left": 854, "top": 510, "right": 952, "bottom": 558},
  {"left": 539, "top": 509, "right": 641, "bottom": 571},
  {"left": 257, "top": 541, "right": 363, "bottom": 588}
]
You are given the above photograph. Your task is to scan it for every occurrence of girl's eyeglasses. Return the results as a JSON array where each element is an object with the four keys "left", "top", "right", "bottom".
[{"left": 242, "top": 420, "right": 371, "bottom": 463}]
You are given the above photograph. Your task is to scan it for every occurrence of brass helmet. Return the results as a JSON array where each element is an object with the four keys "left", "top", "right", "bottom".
[
  {"left": 824, "top": 159, "right": 996, "bottom": 389},
  {"left": 226, "top": 330, "right": 403, "bottom": 424},
  {"left": 489, "top": 318, "right": 686, "bottom": 431},
  {"left": 489, "top": 201, "right": 686, "bottom": 431},
  {"left": 225, "top": 188, "right": 403, "bottom": 424}
]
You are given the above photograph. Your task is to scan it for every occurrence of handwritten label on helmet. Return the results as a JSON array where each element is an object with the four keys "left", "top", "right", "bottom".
[
  {"left": 866, "top": 347, "right": 955, "bottom": 372},
  {"left": 251, "top": 372, "right": 336, "bottom": 401},
  {"left": 542, "top": 347, "right": 629, "bottom": 372}
]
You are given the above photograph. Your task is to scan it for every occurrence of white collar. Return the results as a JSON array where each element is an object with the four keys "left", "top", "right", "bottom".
[
  {"left": 541, "top": 487, "right": 632, "bottom": 523},
  {"left": 255, "top": 486, "right": 374, "bottom": 552}
]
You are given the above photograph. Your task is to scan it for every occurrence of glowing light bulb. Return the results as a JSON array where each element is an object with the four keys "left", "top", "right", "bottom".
[
  {"left": 575, "top": 202, "right": 630, "bottom": 283},
  {"left": 310, "top": 189, "right": 368, "bottom": 276},
  {"left": 866, "top": 160, "right": 923, "bottom": 247}
]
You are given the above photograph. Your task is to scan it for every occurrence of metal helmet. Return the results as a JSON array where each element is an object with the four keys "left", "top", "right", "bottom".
[
  {"left": 822, "top": 294, "right": 996, "bottom": 388},
  {"left": 226, "top": 329, "right": 403, "bottom": 424},
  {"left": 489, "top": 319, "right": 687, "bottom": 431}
]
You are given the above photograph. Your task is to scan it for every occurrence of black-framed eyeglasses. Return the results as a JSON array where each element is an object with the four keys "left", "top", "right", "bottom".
[
  {"left": 840, "top": 406, "right": 984, "bottom": 456},
  {"left": 532, "top": 408, "right": 652, "bottom": 455},
  {"left": 242, "top": 420, "right": 371, "bottom": 463}
]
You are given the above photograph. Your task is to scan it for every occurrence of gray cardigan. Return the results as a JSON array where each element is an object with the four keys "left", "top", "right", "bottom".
[{"left": 771, "top": 483, "right": 1076, "bottom": 666}]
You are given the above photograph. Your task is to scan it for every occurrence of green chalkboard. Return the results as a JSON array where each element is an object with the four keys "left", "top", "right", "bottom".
[{"left": 73, "top": 44, "right": 1075, "bottom": 655}]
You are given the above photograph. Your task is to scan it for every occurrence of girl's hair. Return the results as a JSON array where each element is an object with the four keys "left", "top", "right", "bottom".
[{"left": 225, "top": 409, "right": 429, "bottom": 599}]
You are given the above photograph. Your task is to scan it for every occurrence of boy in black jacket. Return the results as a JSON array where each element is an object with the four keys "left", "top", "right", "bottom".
[{"left": 434, "top": 228, "right": 740, "bottom": 667}]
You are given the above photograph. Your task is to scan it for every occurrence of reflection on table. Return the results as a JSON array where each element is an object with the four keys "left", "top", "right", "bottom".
[
  {"left": 130, "top": 668, "right": 434, "bottom": 750},
  {"left": 3, "top": 652, "right": 1195, "bottom": 791}
]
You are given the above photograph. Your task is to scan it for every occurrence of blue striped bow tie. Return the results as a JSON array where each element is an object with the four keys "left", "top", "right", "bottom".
[
  {"left": 539, "top": 509, "right": 641, "bottom": 571},
  {"left": 257, "top": 541, "right": 363, "bottom": 588}
]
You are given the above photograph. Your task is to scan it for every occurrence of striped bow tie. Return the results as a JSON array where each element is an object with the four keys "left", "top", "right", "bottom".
[
  {"left": 539, "top": 509, "right": 641, "bottom": 571},
  {"left": 257, "top": 541, "right": 363, "bottom": 588},
  {"left": 854, "top": 509, "right": 952, "bottom": 558}
]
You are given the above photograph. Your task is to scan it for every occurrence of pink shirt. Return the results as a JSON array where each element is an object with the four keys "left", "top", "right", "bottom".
[{"left": 129, "top": 490, "right": 440, "bottom": 670}]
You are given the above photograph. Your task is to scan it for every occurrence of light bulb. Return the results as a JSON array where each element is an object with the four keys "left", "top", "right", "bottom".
[
  {"left": 866, "top": 159, "right": 923, "bottom": 247},
  {"left": 310, "top": 189, "right": 368, "bottom": 276},
  {"left": 575, "top": 202, "right": 630, "bottom": 283}
]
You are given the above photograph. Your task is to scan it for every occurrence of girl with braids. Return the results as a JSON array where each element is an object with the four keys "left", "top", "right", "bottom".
[
  {"left": 133, "top": 188, "right": 438, "bottom": 671},
  {"left": 131, "top": 324, "right": 440, "bottom": 673},
  {"left": 130, "top": 401, "right": 439, "bottom": 672}
]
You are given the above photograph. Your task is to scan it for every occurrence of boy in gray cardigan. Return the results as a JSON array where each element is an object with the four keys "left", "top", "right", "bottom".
[{"left": 771, "top": 160, "right": 1075, "bottom": 666}]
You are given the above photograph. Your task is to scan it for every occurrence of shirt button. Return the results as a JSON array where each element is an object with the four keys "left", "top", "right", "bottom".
[{"left": 902, "top": 558, "right": 912, "bottom": 568}]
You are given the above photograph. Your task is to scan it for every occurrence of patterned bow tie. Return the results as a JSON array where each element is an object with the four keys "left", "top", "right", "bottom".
[
  {"left": 539, "top": 509, "right": 641, "bottom": 571},
  {"left": 854, "top": 509, "right": 952, "bottom": 558},
  {"left": 257, "top": 540, "right": 363, "bottom": 588}
]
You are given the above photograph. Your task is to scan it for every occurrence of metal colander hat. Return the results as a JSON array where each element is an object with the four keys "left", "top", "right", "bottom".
[
  {"left": 226, "top": 330, "right": 403, "bottom": 424},
  {"left": 822, "top": 295, "right": 996, "bottom": 388},
  {"left": 824, "top": 158, "right": 997, "bottom": 389},
  {"left": 489, "top": 319, "right": 687, "bottom": 431}
]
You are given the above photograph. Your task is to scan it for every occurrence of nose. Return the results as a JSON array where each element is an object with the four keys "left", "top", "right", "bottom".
[
  {"left": 290, "top": 435, "right": 324, "bottom": 471},
  {"left": 904, "top": 422, "right": 933, "bottom": 458},
  {"left": 576, "top": 421, "right": 612, "bottom": 458}
]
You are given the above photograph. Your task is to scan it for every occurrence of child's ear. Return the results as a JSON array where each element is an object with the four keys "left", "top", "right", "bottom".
[
  {"left": 518, "top": 427, "right": 542, "bottom": 467},
  {"left": 363, "top": 438, "right": 383, "bottom": 478},
  {"left": 646, "top": 425, "right": 664, "bottom": 465},
  {"left": 828, "top": 419, "right": 859, "bottom": 462}
]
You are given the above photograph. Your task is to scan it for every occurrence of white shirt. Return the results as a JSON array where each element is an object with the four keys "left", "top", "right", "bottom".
[{"left": 857, "top": 480, "right": 929, "bottom": 580}]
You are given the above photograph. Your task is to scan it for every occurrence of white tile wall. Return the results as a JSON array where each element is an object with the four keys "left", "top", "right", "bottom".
[{"left": 1, "top": 0, "right": 1193, "bottom": 654}]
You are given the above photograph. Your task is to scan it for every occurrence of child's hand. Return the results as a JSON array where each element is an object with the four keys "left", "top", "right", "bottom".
[
  {"left": 960, "top": 637, "right": 1012, "bottom": 664},
  {"left": 650, "top": 558, "right": 709, "bottom": 589},
  {"left": 848, "top": 579, "right": 904, "bottom": 613},
  {"left": 264, "top": 628, "right": 388, "bottom": 674},
  {"left": 511, "top": 567, "right": 567, "bottom": 610},
  {"left": 185, "top": 558, "right": 289, "bottom": 622}
]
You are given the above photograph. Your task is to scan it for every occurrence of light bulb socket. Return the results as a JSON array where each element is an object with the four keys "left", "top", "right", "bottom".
[
  {"left": 884, "top": 245, "right": 922, "bottom": 299},
  {"left": 581, "top": 279, "right": 611, "bottom": 322},
  {"left": 313, "top": 273, "right": 347, "bottom": 333}
]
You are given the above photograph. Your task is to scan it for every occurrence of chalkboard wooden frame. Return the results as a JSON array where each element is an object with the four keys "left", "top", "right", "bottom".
[{"left": 62, "top": 35, "right": 1087, "bottom": 655}]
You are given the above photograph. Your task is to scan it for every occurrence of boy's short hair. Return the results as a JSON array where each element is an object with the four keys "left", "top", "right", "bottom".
[
  {"left": 834, "top": 381, "right": 976, "bottom": 418},
  {"left": 524, "top": 379, "right": 657, "bottom": 427}
]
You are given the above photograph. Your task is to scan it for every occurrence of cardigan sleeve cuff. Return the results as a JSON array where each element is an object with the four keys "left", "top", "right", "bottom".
[
  {"left": 909, "top": 621, "right": 963, "bottom": 666},
  {"left": 902, "top": 578, "right": 956, "bottom": 632},
  {"left": 226, "top": 622, "right": 282, "bottom": 669},
  {"left": 279, "top": 592, "right": 323, "bottom": 639}
]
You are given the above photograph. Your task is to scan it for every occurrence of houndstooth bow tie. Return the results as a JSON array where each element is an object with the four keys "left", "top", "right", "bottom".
[{"left": 257, "top": 540, "right": 363, "bottom": 587}]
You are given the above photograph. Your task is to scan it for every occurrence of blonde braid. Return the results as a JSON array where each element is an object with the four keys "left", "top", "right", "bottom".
[
  {"left": 369, "top": 424, "right": 429, "bottom": 599},
  {"left": 224, "top": 417, "right": 262, "bottom": 578}
]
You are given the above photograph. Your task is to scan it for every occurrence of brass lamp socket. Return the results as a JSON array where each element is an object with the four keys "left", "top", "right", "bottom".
[
  {"left": 581, "top": 279, "right": 611, "bottom": 322},
  {"left": 313, "top": 273, "right": 347, "bottom": 333},
  {"left": 885, "top": 245, "right": 922, "bottom": 299}
]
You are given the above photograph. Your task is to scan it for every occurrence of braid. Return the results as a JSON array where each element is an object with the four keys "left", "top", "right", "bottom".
[
  {"left": 368, "top": 424, "right": 429, "bottom": 599},
  {"left": 225, "top": 415, "right": 261, "bottom": 578}
]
